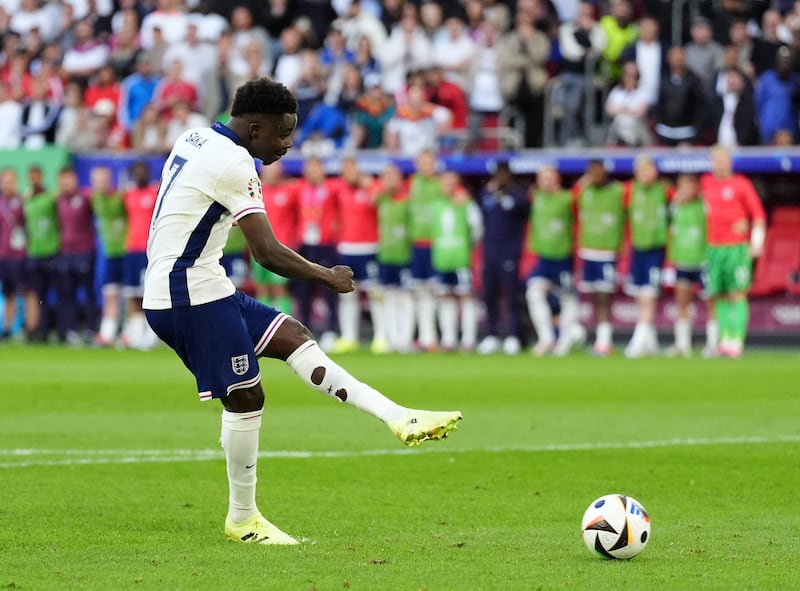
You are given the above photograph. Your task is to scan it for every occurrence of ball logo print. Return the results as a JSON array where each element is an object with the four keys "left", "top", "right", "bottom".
[
  {"left": 230, "top": 355, "right": 249, "bottom": 376},
  {"left": 581, "top": 494, "right": 651, "bottom": 560}
]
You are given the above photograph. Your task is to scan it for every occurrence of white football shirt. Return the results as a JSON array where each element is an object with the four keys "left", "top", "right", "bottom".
[{"left": 143, "top": 123, "right": 265, "bottom": 310}]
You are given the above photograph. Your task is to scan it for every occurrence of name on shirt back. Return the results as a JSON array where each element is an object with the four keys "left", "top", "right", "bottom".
[{"left": 185, "top": 132, "right": 208, "bottom": 148}]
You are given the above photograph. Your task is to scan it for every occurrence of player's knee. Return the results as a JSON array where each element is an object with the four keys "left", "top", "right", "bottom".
[
  {"left": 223, "top": 384, "right": 264, "bottom": 413},
  {"left": 260, "top": 317, "right": 313, "bottom": 361}
]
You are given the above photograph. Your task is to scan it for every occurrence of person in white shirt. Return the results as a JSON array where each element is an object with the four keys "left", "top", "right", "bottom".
[
  {"left": 143, "top": 78, "right": 462, "bottom": 546},
  {"left": 618, "top": 15, "right": 662, "bottom": 106},
  {"left": 62, "top": 19, "right": 110, "bottom": 81},
  {"left": 379, "top": 4, "right": 432, "bottom": 95},
  {"left": 605, "top": 61, "right": 653, "bottom": 146},
  {"left": 385, "top": 83, "right": 452, "bottom": 156},
  {"left": 433, "top": 16, "right": 476, "bottom": 91},
  {"left": 140, "top": 0, "right": 188, "bottom": 50},
  {"left": 0, "top": 82, "right": 22, "bottom": 149}
]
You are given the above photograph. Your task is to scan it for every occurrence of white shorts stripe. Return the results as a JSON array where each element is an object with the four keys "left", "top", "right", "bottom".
[
  {"left": 198, "top": 390, "right": 213, "bottom": 401},
  {"left": 225, "top": 373, "right": 262, "bottom": 396},
  {"left": 254, "top": 313, "right": 288, "bottom": 355}
]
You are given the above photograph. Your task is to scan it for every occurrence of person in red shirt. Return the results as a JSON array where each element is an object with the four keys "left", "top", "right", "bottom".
[
  {"left": 699, "top": 145, "right": 766, "bottom": 357},
  {"left": 295, "top": 156, "right": 340, "bottom": 349},
  {"left": 424, "top": 65, "right": 468, "bottom": 130},
  {"left": 121, "top": 160, "right": 159, "bottom": 350},
  {"left": 331, "top": 157, "right": 386, "bottom": 354},
  {"left": 252, "top": 160, "right": 298, "bottom": 315},
  {"left": 152, "top": 59, "right": 198, "bottom": 120},
  {"left": 84, "top": 65, "right": 121, "bottom": 116}
]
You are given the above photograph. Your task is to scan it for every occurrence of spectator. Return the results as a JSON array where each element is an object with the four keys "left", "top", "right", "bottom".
[
  {"left": 294, "top": 50, "right": 327, "bottom": 123},
  {"left": 712, "top": 46, "right": 753, "bottom": 97},
  {"left": 152, "top": 58, "right": 198, "bottom": 119},
  {"left": 379, "top": 3, "right": 432, "bottom": 95},
  {"left": 19, "top": 75, "right": 60, "bottom": 148},
  {"left": 225, "top": 39, "right": 272, "bottom": 104},
  {"left": 599, "top": 0, "right": 637, "bottom": 83},
  {"left": 320, "top": 24, "right": 354, "bottom": 104},
  {"left": 225, "top": 5, "right": 272, "bottom": 82},
  {"left": 9, "top": 0, "right": 49, "bottom": 40},
  {"left": 4, "top": 47, "right": 34, "bottom": 99},
  {"left": 385, "top": 82, "right": 451, "bottom": 156},
  {"left": 424, "top": 65, "right": 468, "bottom": 130},
  {"left": 61, "top": 19, "right": 110, "bottom": 84},
  {"left": 751, "top": 9, "right": 785, "bottom": 76},
  {"left": 419, "top": 1, "right": 445, "bottom": 42},
  {"left": 87, "top": 97, "right": 129, "bottom": 150},
  {"left": 107, "top": 15, "right": 141, "bottom": 78},
  {"left": 685, "top": 17, "right": 724, "bottom": 90},
  {"left": 130, "top": 103, "right": 165, "bottom": 153},
  {"left": 118, "top": 52, "right": 161, "bottom": 131},
  {"left": 0, "top": 81, "right": 21, "bottom": 148},
  {"left": 727, "top": 20, "right": 754, "bottom": 80},
  {"left": 433, "top": 15, "right": 476, "bottom": 92},
  {"left": 140, "top": 0, "right": 188, "bottom": 50},
  {"left": 755, "top": 46, "right": 798, "bottom": 144},
  {"left": 466, "top": 13, "right": 504, "bottom": 149},
  {"left": 352, "top": 34, "right": 380, "bottom": 80},
  {"left": 711, "top": 68, "right": 758, "bottom": 147},
  {"left": 274, "top": 26, "right": 305, "bottom": 90},
  {"left": 605, "top": 61, "right": 652, "bottom": 146},
  {"left": 339, "top": 0, "right": 387, "bottom": 53},
  {"left": 162, "top": 22, "right": 218, "bottom": 113},
  {"left": 84, "top": 65, "right": 120, "bottom": 115},
  {"left": 619, "top": 16, "right": 664, "bottom": 106},
  {"left": 351, "top": 71, "right": 395, "bottom": 149},
  {"left": 654, "top": 46, "right": 707, "bottom": 146},
  {"left": 162, "top": 100, "right": 209, "bottom": 150},
  {"left": 54, "top": 166, "right": 97, "bottom": 344},
  {"left": 476, "top": 162, "right": 529, "bottom": 356},
  {"left": 189, "top": 0, "right": 229, "bottom": 44},
  {"left": 557, "top": 2, "right": 607, "bottom": 145}
]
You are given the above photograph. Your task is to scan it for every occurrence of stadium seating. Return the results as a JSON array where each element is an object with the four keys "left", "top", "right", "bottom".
[
  {"left": 771, "top": 206, "right": 800, "bottom": 228},
  {"left": 751, "top": 225, "right": 800, "bottom": 297}
]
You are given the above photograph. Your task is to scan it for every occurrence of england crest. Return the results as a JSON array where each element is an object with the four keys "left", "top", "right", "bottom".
[{"left": 231, "top": 354, "right": 249, "bottom": 376}]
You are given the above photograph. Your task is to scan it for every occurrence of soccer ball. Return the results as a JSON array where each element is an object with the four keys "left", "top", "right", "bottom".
[{"left": 581, "top": 494, "right": 651, "bottom": 559}]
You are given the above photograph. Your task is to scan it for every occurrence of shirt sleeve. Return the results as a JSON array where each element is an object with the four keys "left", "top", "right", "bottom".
[
  {"left": 737, "top": 176, "right": 766, "bottom": 223},
  {"left": 212, "top": 153, "right": 267, "bottom": 221}
]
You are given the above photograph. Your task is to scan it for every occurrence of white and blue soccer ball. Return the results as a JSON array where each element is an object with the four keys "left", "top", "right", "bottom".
[{"left": 581, "top": 494, "right": 651, "bottom": 559}]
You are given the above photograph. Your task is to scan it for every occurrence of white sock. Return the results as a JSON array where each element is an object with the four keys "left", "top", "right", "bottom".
[
  {"left": 647, "top": 324, "right": 659, "bottom": 351},
  {"left": 286, "top": 341, "right": 406, "bottom": 422},
  {"left": 460, "top": 296, "right": 477, "bottom": 349},
  {"left": 556, "top": 293, "right": 578, "bottom": 347},
  {"left": 706, "top": 319, "right": 719, "bottom": 350},
  {"left": 123, "top": 313, "right": 146, "bottom": 348},
  {"left": 675, "top": 319, "right": 691, "bottom": 351},
  {"left": 438, "top": 296, "right": 458, "bottom": 349},
  {"left": 338, "top": 289, "right": 360, "bottom": 343},
  {"left": 526, "top": 285, "right": 554, "bottom": 346},
  {"left": 98, "top": 315, "right": 118, "bottom": 343},
  {"left": 221, "top": 409, "right": 262, "bottom": 524},
  {"left": 596, "top": 321, "right": 613, "bottom": 348},
  {"left": 415, "top": 287, "right": 437, "bottom": 348},
  {"left": 367, "top": 288, "right": 387, "bottom": 343},
  {"left": 398, "top": 290, "right": 416, "bottom": 352}
]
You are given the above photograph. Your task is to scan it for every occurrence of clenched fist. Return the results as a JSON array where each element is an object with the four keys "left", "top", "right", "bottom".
[{"left": 325, "top": 265, "right": 356, "bottom": 293}]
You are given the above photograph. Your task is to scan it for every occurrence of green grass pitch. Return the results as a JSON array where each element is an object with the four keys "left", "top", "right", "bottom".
[{"left": 1, "top": 346, "right": 799, "bottom": 590}]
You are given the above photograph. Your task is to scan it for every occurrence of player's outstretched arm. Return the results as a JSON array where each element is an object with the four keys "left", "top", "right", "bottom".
[{"left": 237, "top": 212, "right": 355, "bottom": 293}]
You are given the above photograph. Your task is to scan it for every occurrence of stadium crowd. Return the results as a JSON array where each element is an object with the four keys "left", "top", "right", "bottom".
[
  {"left": 1, "top": 0, "right": 800, "bottom": 152},
  {"left": 0, "top": 0, "right": 782, "bottom": 356}
]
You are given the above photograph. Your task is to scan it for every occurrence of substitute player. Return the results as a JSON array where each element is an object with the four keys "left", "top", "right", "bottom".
[
  {"left": 90, "top": 165, "right": 127, "bottom": 346},
  {"left": 143, "top": 78, "right": 461, "bottom": 545},
  {"left": 623, "top": 155, "right": 669, "bottom": 358},
  {"left": 332, "top": 157, "right": 386, "bottom": 354},
  {"left": 251, "top": 160, "right": 297, "bottom": 315},
  {"left": 408, "top": 150, "right": 441, "bottom": 351},
  {"left": 575, "top": 160, "right": 625, "bottom": 356},
  {"left": 700, "top": 146, "right": 766, "bottom": 358},
  {"left": 375, "top": 163, "right": 415, "bottom": 354},
  {"left": 666, "top": 172, "right": 712, "bottom": 357},
  {"left": 525, "top": 165, "right": 579, "bottom": 357},
  {"left": 431, "top": 171, "right": 482, "bottom": 352}
]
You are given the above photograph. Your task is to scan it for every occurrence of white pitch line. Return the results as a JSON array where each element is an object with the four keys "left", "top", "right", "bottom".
[{"left": 1, "top": 434, "right": 799, "bottom": 469}]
